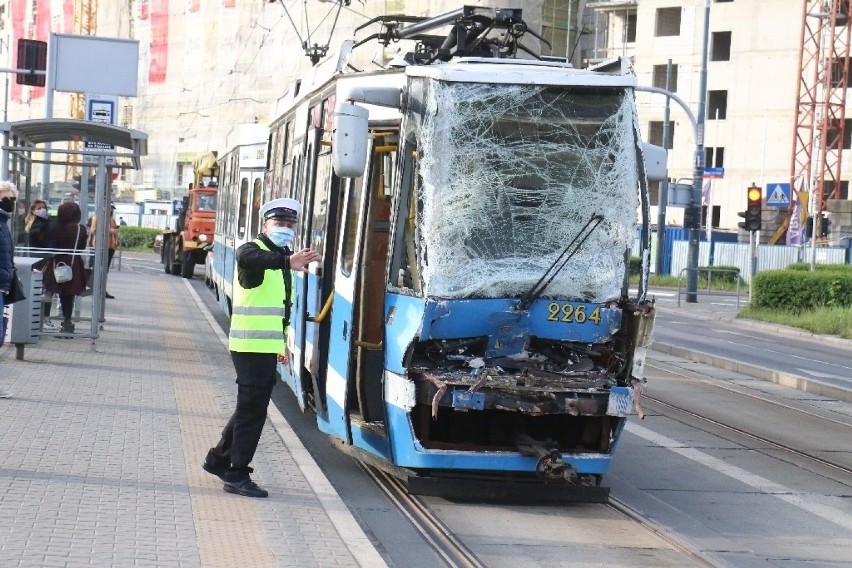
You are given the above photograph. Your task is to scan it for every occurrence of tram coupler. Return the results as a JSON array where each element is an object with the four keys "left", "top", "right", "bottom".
[{"left": 515, "top": 434, "right": 577, "bottom": 482}]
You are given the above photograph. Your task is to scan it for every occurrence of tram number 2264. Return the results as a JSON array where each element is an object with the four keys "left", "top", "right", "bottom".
[{"left": 546, "top": 302, "right": 602, "bottom": 325}]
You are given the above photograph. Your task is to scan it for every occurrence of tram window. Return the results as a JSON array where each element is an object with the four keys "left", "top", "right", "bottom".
[
  {"left": 341, "top": 176, "right": 365, "bottom": 276},
  {"left": 250, "top": 178, "right": 262, "bottom": 239},
  {"left": 237, "top": 177, "right": 249, "bottom": 240}
]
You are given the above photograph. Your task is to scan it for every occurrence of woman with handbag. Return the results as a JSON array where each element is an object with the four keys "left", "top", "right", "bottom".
[{"left": 42, "top": 201, "right": 88, "bottom": 334}]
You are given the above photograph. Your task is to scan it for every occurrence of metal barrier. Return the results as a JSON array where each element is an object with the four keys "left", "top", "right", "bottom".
[{"left": 677, "top": 267, "right": 744, "bottom": 309}]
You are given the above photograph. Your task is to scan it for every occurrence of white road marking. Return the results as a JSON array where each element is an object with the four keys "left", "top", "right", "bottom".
[{"left": 627, "top": 422, "right": 852, "bottom": 531}]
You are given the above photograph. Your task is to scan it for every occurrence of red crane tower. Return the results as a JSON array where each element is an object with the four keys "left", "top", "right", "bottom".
[{"left": 789, "top": 0, "right": 852, "bottom": 243}]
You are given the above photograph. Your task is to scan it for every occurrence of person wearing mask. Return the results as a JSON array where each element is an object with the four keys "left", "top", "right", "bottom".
[
  {"left": 42, "top": 202, "right": 88, "bottom": 334},
  {"left": 25, "top": 200, "right": 57, "bottom": 328},
  {"left": 203, "top": 197, "right": 320, "bottom": 498},
  {"left": 0, "top": 181, "right": 20, "bottom": 397},
  {"left": 24, "top": 200, "right": 53, "bottom": 248}
]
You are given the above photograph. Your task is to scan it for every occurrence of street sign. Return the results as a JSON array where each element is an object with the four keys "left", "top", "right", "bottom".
[
  {"left": 703, "top": 167, "right": 724, "bottom": 178},
  {"left": 765, "top": 183, "right": 791, "bottom": 208},
  {"left": 84, "top": 95, "right": 117, "bottom": 166}
]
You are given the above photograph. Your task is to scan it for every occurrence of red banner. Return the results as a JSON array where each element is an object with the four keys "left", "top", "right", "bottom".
[
  {"left": 64, "top": 0, "right": 75, "bottom": 33},
  {"left": 149, "top": 0, "right": 169, "bottom": 84},
  {"left": 10, "top": 0, "right": 26, "bottom": 103},
  {"left": 223, "top": 0, "right": 236, "bottom": 7},
  {"left": 139, "top": 0, "right": 150, "bottom": 20}
]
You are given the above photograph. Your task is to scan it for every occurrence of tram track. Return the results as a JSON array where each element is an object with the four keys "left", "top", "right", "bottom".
[
  {"left": 606, "top": 497, "right": 718, "bottom": 567},
  {"left": 359, "top": 463, "right": 486, "bottom": 568},
  {"left": 645, "top": 360, "right": 852, "bottom": 478}
]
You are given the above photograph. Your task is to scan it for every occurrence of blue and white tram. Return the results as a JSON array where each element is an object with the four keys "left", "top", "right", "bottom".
[
  {"left": 209, "top": 124, "right": 270, "bottom": 315},
  {"left": 223, "top": 7, "right": 663, "bottom": 500}
]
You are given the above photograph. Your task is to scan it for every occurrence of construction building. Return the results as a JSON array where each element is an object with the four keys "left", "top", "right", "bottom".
[{"left": 1, "top": 1, "right": 849, "bottom": 243}]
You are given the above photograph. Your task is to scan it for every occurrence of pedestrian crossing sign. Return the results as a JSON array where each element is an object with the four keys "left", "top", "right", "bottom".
[{"left": 766, "top": 183, "right": 791, "bottom": 208}]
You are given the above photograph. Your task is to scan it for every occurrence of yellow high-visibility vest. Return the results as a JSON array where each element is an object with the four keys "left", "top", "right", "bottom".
[{"left": 228, "top": 239, "right": 289, "bottom": 353}]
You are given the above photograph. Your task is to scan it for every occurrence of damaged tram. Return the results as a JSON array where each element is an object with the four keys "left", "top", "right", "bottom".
[{"left": 260, "top": 7, "right": 663, "bottom": 500}]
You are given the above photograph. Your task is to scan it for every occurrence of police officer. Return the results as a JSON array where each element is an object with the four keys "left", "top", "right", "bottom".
[{"left": 203, "top": 197, "right": 320, "bottom": 498}]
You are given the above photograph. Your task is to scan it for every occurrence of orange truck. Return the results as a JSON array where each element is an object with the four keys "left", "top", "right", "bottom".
[{"left": 161, "top": 152, "right": 218, "bottom": 279}]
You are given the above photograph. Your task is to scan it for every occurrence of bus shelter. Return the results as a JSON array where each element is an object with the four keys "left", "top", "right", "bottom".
[{"left": 2, "top": 118, "right": 147, "bottom": 355}]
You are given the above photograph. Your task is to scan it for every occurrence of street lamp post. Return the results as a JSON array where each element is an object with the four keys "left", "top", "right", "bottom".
[{"left": 685, "top": 0, "right": 711, "bottom": 303}]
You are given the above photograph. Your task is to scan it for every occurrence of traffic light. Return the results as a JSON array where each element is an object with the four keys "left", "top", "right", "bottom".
[
  {"left": 804, "top": 213, "right": 830, "bottom": 239},
  {"left": 16, "top": 39, "right": 47, "bottom": 87},
  {"left": 820, "top": 214, "right": 831, "bottom": 237},
  {"left": 737, "top": 184, "right": 762, "bottom": 232},
  {"left": 72, "top": 175, "right": 97, "bottom": 194}
]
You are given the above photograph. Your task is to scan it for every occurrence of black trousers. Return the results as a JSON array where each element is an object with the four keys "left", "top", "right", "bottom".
[{"left": 208, "top": 351, "right": 277, "bottom": 481}]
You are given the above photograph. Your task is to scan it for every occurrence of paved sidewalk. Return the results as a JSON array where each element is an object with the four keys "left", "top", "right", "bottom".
[{"left": 0, "top": 266, "right": 385, "bottom": 567}]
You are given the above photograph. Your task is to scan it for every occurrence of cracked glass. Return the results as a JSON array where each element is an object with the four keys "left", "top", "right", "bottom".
[{"left": 408, "top": 78, "right": 640, "bottom": 302}]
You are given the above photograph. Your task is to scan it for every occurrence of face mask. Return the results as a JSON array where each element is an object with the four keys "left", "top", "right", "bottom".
[
  {"left": 35, "top": 208, "right": 48, "bottom": 219},
  {"left": 0, "top": 197, "right": 15, "bottom": 213},
  {"left": 268, "top": 226, "right": 295, "bottom": 249}
]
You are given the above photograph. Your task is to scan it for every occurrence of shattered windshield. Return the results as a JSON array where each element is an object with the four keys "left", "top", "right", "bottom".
[{"left": 409, "top": 78, "right": 639, "bottom": 302}]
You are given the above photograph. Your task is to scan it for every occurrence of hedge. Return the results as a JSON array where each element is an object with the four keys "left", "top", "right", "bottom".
[
  {"left": 785, "top": 262, "right": 852, "bottom": 273},
  {"left": 751, "top": 269, "right": 852, "bottom": 312},
  {"left": 118, "top": 226, "right": 161, "bottom": 249}
]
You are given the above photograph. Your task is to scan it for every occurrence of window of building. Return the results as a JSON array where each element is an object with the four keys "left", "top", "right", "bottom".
[
  {"left": 652, "top": 64, "right": 679, "bottom": 91},
  {"left": 648, "top": 121, "right": 675, "bottom": 150},
  {"left": 626, "top": 13, "right": 638, "bottom": 43},
  {"left": 830, "top": 57, "right": 851, "bottom": 88},
  {"left": 708, "top": 90, "right": 728, "bottom": 119},
  {"left": 705, "top": 147, "right": 725, "bottom": 168},
  {"left": 711, "top": 31, "right": 732, "bottom": 61},
  {"left": 701, "top": 205, "right": 721, "bottom": 229},
  {"left": 823, "top": 180, "right": 849, "bottom": 200},
  {"left": 826, "top": 118, "right": 852, "bottom": 149},
  {"left": 655, "top": 7, "right": 681, "bottom": 37},
  {"left": 540, "top": 0, "right": 569, "bottom": 58}
]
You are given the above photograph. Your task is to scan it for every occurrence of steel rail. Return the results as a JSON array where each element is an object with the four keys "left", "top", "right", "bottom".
[
  {"left": 645, "top": 362, "right": 852, "bottom": 478},
  {"left": 606, "top": 498, "right": 719, "bottom": 567},
  {"left": 359, "top": 463, "right": 485, "bottom": 568}
]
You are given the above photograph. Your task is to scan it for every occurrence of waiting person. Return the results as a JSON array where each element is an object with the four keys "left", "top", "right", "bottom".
[
  {"left": 0, "top": 180, "right": 20, "bottom": 397},
  {"left": 42, "top": 202, "right": 88, "bottom": 334},
  {"left": 25, "top": 200, "right": 57, "bottom": 328},
  {"left": 88, "top": 205, "right": 118, "bottom": 299},
  {"left": 25, "top": 200, "right": 53, "bottom": 248},
  {"left": 119, "top": 217, "right": 127, "bottom": 227},
  {"left": 203, "top": 197, "right": 320, "bottom": 498}
]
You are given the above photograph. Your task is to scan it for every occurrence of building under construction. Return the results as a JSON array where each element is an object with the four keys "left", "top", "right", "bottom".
[{"left": 1, "top": 0, "right": 850, "bottom": 243}]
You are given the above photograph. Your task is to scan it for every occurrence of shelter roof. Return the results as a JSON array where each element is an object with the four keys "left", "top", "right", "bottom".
[{"left": 0, "top": 118, "right": 147, "bottom": 152}]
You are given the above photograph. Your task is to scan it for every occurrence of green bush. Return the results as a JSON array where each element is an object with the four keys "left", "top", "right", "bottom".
[
  {"left": 697, "top": 265, "right": 741, "bottom": 285},
  {"left": 628, "top": 256, "right": 643, "bottom": 276},
  {"left": 751, "top": 269, "right": 852, "bottom": 312},
  {"left": 118, "top": 226, "right": 161, "bottom": 250},
  {"left": 786, "top": 262, "right": 852, "bottom": 272}
]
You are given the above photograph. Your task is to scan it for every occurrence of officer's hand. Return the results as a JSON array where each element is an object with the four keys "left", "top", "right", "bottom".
[
  {"left": 290, "top": 248, "right": 321, "bottom": 272},
  {"left": 277, "top": 351, "right": 289, "bottom": 366}
]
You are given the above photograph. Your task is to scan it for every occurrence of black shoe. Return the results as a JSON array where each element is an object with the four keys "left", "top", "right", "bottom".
[
  {"left": 60, "top": 319, "right": 75, "bottom": 333},
  {"left": 223, "top": 478, "right": 268, "bottom": 498},
  {"left": 105, "top": 292, "right": 115, "bottom": 299},
  {"left": 202, "top": 461, "right": 228, "bottom": 480}
]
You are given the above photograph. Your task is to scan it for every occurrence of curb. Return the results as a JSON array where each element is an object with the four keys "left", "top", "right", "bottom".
[{"left": 651, "top": 342, "right": 852, "bottom": 404}]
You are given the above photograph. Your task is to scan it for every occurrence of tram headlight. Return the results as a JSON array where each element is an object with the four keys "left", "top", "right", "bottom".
[{"left": 198, "top": 233, "right": 208, "bottom": 242}]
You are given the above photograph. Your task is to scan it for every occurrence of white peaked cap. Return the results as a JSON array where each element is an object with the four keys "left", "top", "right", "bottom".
[{"left": 260, "top": 197, "right": 301, "bottom": 221}]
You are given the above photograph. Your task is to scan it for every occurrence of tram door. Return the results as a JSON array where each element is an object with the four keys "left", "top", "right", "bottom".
[
  {"left": 328, "top": 140, "right": 395, "bottom": 444},
  {"left": 299, "top": 99, "right": 344, "bottom": 436}
]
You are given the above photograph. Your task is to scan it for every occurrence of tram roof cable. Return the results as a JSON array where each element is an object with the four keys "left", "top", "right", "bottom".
[{"left": 274, "top": 0, "right": 351, "bottom": 65}]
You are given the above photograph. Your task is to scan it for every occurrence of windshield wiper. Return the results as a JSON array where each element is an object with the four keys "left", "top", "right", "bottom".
[{"left": 516, "top": 213, "right": 604, "bottom": 311}]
